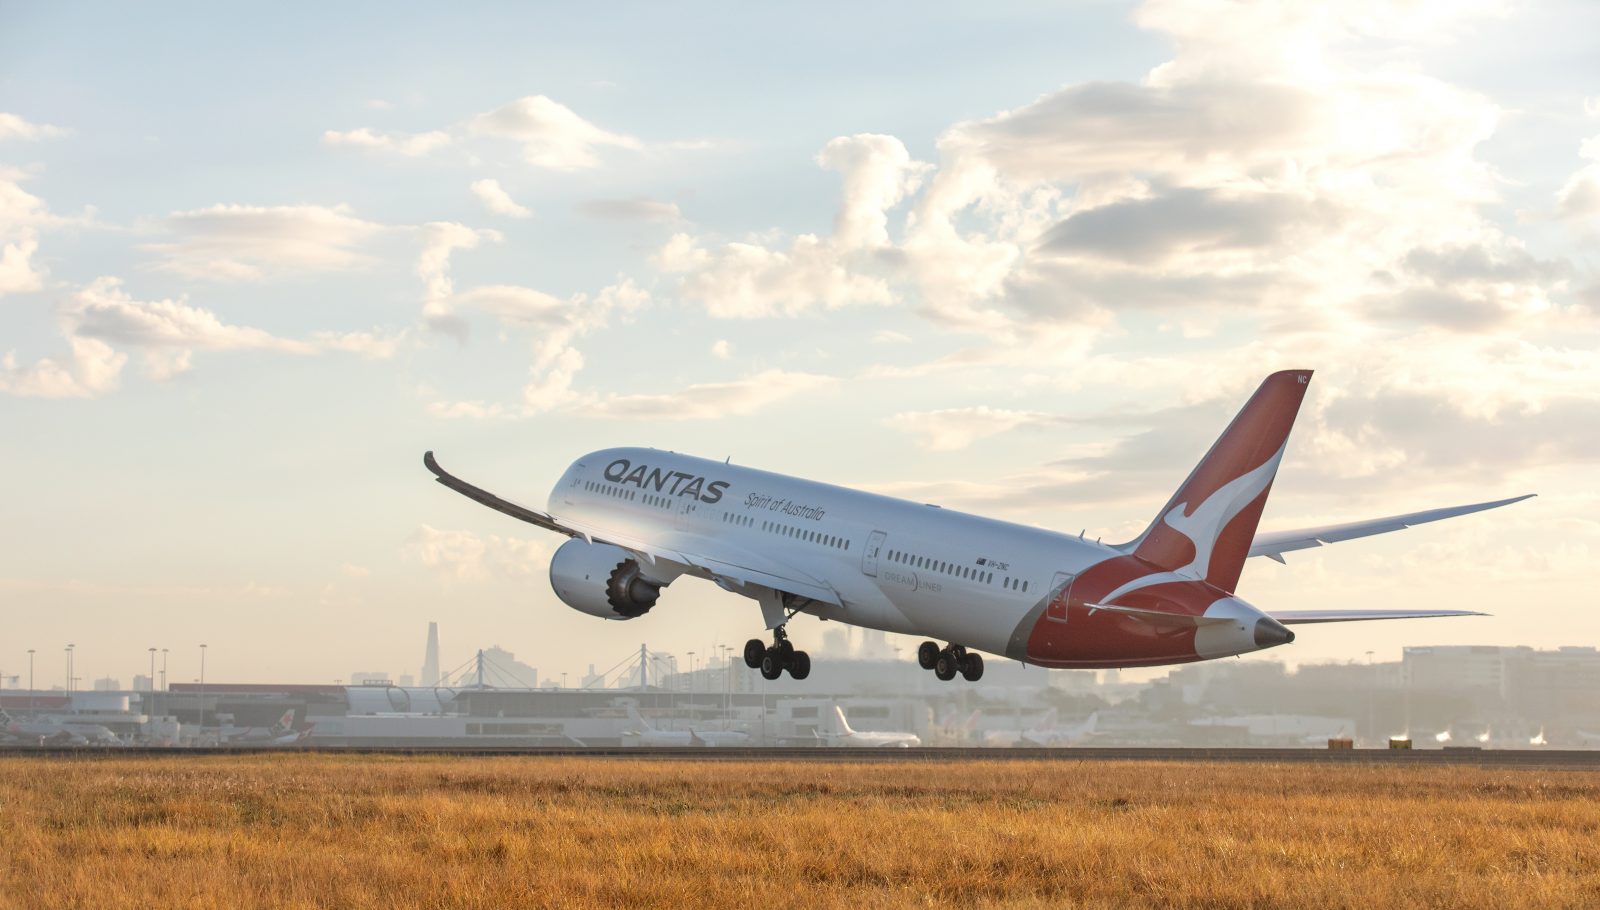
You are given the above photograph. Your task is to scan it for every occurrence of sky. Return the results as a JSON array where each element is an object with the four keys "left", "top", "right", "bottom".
[{"left": 2, "top": 0, "right": 1598, "bottom": 690}]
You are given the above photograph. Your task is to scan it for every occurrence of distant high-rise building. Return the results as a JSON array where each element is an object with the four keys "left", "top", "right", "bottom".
[
  {"left": 422, "top": 621, "right": 440, "bottom": 686},
  {"left": 398, "top": 674, "right": 415, "bottom": 688},
  {"left": 132, "top": 674, "right": 153, "bottom": 691},
  {"left": 482, "top": 646, "right": 538, "bottom": 689},
  {"left": 350, "top": 671, "right": 391, "bottom": 686},
  {"left": 92, "top": 676, "right": 121, "bottom": 691}
]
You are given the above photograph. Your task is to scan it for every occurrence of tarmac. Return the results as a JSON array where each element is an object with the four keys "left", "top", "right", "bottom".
[{"left": 6, "top": 746, "right": 1600, "bottom": 769}]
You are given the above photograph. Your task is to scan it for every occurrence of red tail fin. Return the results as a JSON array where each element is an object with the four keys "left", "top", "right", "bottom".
[{"left": 1126, "top": 370, "right": 1312, "bottom": 593}]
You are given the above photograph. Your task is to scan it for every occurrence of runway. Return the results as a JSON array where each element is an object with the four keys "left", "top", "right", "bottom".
[{"left": 9, "top": 745, "right": 1600, "bottom": 769}]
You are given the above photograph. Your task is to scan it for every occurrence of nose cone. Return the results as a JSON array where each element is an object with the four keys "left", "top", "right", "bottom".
[{"left": 1254, "top": 616, "right": 1295, "bottom": 648}]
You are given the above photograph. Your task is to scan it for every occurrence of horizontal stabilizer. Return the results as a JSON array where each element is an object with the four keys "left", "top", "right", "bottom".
[
  {"left": 1249, "top": 494, "right": 1534, "bottom": 563},
  {"left": 1269, "top": 609, "right": 1486, "bottom": 625},
  {"left": 1085, "top": 603, "right": 1234, "bottom": 628}
]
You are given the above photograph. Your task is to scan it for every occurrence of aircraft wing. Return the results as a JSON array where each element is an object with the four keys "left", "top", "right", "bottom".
[
  {"left": 1249, "top": 494, "right": 1534, "bottom": 563},
  {"left": 425, "top": 451, "right": 577, "bottom": 537},
  {"left": 425, "top": 451, "right": 839, "bottom": 606},
  {"left": 1269, "top": 609, "right": 1486, "bottom": 625}
]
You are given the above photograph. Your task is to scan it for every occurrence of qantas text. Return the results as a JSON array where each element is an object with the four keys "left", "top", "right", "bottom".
[{"left": 602, "top": 459, "right": 730, "bottom": 504}]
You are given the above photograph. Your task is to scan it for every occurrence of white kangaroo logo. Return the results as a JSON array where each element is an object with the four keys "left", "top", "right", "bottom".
[{"left": 1098, "top": 441, "right": 1286, "bottom": 604}]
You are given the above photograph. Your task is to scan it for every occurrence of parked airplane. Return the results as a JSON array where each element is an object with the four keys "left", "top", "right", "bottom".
[
  {"left": 621, "top": 704, "right": 752, "bottom": 747},
  {"left": 1021, "top": 710, "right": 1099, "bottom": 748},
  {"left": 980, "top": 709, "right": 1100, "bottom": 747},
  {"left": 0, "top": 710, "right": 119, "bottom": 746},
  {"left": 216, "top": 709, "right": 304, "bottom": 745},
  {"left": 821, "top": 704, "right": 921, "bottom": 748},
  {"left": 425, "top": 370, "right": 1531, "bottom": 682}
]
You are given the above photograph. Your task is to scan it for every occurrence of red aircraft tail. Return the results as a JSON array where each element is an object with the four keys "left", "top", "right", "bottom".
[{"left": 1124, "top": 370, "right": 1312, "bottom": 593}]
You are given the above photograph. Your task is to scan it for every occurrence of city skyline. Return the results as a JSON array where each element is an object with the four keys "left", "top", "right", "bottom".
[{"left": 4, "top": 2, "right": 1600, "bottom": 686}]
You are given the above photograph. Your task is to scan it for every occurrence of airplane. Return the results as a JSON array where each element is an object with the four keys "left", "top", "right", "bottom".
[
  {"left": 821, "top": 704, "right": 921, "bottom": 748},
  {"left": 620, "top": 703, "right": 751, "bottom": 747},
  {"left": 424, "top": 370, "right": 1532, "bottom": 682},
  {"left": 0, "top": 710, "right": 119, "bottom": 746},
  {"left": 214, "top": 710, "right": 312, "bottom": 746},
  {"left": 1020, "top": 710, "right": 1099, "bottom": 748},
  {"left": 981, "top": 708, "right": 1100, "bottom": 747}
]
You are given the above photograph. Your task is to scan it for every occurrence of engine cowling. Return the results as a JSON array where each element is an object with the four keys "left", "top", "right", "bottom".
[{"left": 548, "top": 539, "right": 670, "bottom": 620}]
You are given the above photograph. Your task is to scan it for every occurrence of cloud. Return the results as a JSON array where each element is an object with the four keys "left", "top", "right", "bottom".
[
  {"left": 3, "top": 276, "right": 403, "bottom": 396},
  {"left": 322, "top": 127, "right": 451, "bottom": 157},
  {"left": 656, "top": 135, "right": 925, "bottom": 318},
  {"left": 710, "top": 339, "right": 732, "bottom": 360},
  {"left": 585, "top": 369, "right": 836, "bottom": 419},
  {"left": 63, "top": 277, "right": 399, "bottom": 380},
  {"left": 578, "top": 197, "right": 682, "bottom": 222},
  {"left": 0, "top": 112, "right": 68, "bottom": 142},
  {"left": 424, "top": 277, "right": 647, "bottom": 416},
  {"left": 144, "top": 203, "right": 390, "bottom": 281},
  {"left": 404, "top": 524, "right": 554, "bottom": 582},
  {"left": 656, "top": 231, "right": 894, "bottom": 318},
  {"left": 417, "top": 221, "right": 501, "bottom": 338},
  {"left": 470, "top": 179, "right": 531, "bottom": 218},
  {"left": 1555, "top": 136, "right": 1600, "bottom": 221},
  {"left": 1037, "top": 187, "right": 1340, "bottom": 264},
  {"left": 0, "top": 231, "right": 42, "bottom": 296},
  {"left": 0, "top": 336, "right": 126, "bottom": 399},
  {"left": 0, "top": 169, "right": 72, "bottom": 297},
  {"left": 884, "top": 406, "right": 1063, "bottom": 452},
  {"left": 326, "top": 96, "right": 712, "bottom": 174},
  {"left": 816, "top": 134, "right": 931, "bottom": 249},
  {"left": 467, "top": 95, "right": 641, "bottom": 170}
]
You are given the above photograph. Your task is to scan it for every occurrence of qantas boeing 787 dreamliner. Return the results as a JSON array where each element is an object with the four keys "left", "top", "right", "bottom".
[{"left": 425, "top": 370, "right": 1531, "bottom": 683}]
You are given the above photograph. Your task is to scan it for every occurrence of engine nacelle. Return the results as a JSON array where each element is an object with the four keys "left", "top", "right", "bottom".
[{"left": 548, "top": 539, "right": 670, "bottom": 620}]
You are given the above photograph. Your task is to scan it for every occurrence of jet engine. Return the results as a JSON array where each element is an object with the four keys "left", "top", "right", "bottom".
[{"left": 548, "top": 539, "right": 670, "bottom": 620}]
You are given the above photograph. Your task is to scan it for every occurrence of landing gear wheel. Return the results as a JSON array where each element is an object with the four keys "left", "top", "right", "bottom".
[
  {"left": 960, "top": 653, "right": 985, "bottom": 682},
  {"left": 760, "top": 652, "right": 784, "bottom": 680},
  {"left": 917, "top": 641, "right": 940, "bottom": 670},
  {"left": 775, "top": 639, "right": 795, "bottom": 662},
  {"left": 788, "top": 651, "right": 811, "bottom": 680},
  {"left": 744, "top": 639, "right": 766, "bottom": 669},
  {"left": 934, "top": 653, "right": 959, "bottom": 681}
]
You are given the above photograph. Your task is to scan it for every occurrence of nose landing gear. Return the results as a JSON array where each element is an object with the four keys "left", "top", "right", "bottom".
[
  {"left": 744, "top": 627, "right": 810, "bottom": 680},
  {"left": 918, "top": 641, "right": 984, "bottom": 681}
]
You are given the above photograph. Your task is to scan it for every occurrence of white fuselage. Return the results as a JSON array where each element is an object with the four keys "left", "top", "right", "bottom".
[
  {"left": 624, "top": 729, "right": 751, "bottom": 747},
  {"left": 548, "top": 447, "right": 1116, "bottom": 661},
  {"left": 824, "top": 729, "right": 922, "bottom": 748}
]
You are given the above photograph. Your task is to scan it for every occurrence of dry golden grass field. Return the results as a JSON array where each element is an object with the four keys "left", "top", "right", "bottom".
[{"left": 4, "top": 754, "right": 1600, "bottom": 909}]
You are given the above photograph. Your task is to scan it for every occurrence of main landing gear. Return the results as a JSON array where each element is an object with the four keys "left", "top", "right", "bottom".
[
  {"left": 744, "top": 627, "right": 811, "bottom": 681},
  {"left": 918, "top": 641, "right": 983, "bottom": 682}
]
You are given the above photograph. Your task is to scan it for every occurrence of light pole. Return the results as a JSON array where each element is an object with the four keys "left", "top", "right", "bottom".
[
  {"left": 199, "top": 643, "right": 207, "bottom": 740},
  {"left": 148, "top": 647, "right": 157, "bottom": 695},
  {"left": 27, "top": 649, "right": 34, "bottom": 716},
  {"left": 161, "top": 649, "right": 168, "bottom": 691},
  {"left": 688, "top": 651, "right": 696, "bottom": 694},
  {"left": 65, "top": 644, "right": 74, "bottom": 694},
  {"left": 721, "top": 645, "right": 731, "bottom": 730},
  {"left": 1365, "top": 650, "right": 1376, "bottom": 746}
]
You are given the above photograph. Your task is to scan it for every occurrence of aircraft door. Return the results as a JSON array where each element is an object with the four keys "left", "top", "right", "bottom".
[
  {"left": 1045, "top": 572, "right": 1075, "bottom": 623},
  {"left": 676, "top": 499, "right": 699, "bottom": 530},
  {"left": 861, "top": 530, "right": 887, "bottom": 577}
]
